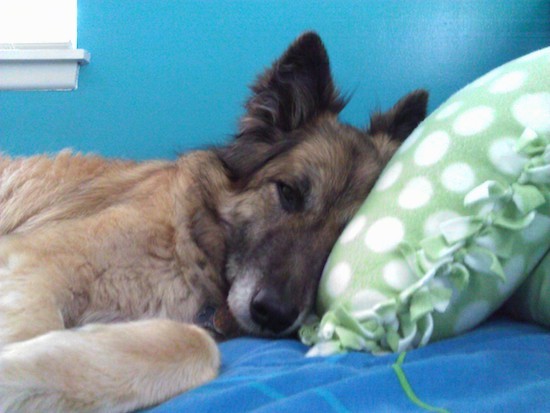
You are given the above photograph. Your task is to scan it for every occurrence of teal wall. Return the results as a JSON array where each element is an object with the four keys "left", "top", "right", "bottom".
[{"left": 1, "top": 0, "right": 549, "bottom": 160}]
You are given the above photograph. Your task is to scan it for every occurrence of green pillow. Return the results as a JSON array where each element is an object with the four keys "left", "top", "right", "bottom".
[
  {"left": 300, "top": 47, "right": 550, "bottom": 356},
  {"left": 505, "top": 249, "right": 550, "bottom": 328}
]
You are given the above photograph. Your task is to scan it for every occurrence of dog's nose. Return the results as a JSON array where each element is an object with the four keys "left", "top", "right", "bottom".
[{"left": 250, "top": 289, "right": 298, "bottom": 334}]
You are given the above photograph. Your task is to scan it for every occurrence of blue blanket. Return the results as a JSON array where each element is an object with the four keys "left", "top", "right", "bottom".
[{"left": 142, "top": 317, "right": 549, "bottom": 412}]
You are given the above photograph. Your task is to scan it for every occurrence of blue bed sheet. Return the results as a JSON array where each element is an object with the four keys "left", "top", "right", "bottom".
[{"left": 142, "top": 317, "right": 549, "bottom": 412}]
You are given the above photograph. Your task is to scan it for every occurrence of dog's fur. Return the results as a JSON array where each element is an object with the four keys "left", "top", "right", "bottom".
[{"left": 0, "top": 32, "right": 427, "bottom": 412}]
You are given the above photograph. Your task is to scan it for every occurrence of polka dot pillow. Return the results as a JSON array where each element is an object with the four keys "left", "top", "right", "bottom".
[
  {"left": 506, "top": 249, "right": 550, "bottom": 329},
  {"left": 300, "top": 47, "right": 550, "bottom": 355}
]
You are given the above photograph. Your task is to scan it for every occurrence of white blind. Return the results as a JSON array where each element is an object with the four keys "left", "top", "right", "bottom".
[{"left": 0, "top": 0, "right": 77, "bottom": 48}]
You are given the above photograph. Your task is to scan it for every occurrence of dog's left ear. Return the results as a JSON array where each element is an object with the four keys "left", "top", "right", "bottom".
[
  {"left": 368, "top": 89, "right": 429, "bottom": 141},
  {"left": 218, "top": 32, "right": 345, "bottom": 180}
]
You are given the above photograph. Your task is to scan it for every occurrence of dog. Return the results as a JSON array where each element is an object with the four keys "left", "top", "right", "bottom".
[{"left": 0, "top": 32, "right": 427, "bottom": 412}]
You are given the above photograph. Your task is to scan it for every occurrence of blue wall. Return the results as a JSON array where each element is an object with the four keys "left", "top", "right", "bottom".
[{"left": 1, "top": 0, "right": 549, "bottom": 160}]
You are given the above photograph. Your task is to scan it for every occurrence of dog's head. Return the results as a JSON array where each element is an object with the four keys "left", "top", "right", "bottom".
[{"left": 218, "top": 32, "right": 428, "bottom": 337}]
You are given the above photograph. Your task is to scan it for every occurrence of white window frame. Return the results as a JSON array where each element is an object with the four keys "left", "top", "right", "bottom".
[{"left": 0, "top": 1, "right": 90, "bottom": 91}]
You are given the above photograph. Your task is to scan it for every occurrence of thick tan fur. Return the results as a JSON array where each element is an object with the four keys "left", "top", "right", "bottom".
[{"left": 0, "top": 151, "right": 227, "bottom": 412}]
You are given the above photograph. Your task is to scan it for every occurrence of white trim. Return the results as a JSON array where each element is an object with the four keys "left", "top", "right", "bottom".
[{"left": 0, "top": 48, "right": 90, "bottom": 91}]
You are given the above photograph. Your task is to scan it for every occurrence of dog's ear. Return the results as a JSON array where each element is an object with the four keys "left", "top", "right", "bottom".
[
  {"left": 368, "top": 90, "right": 429, "bottom": 142},
  {"left": 218, "top": 32, "right": 345, "bottom": 180},
  {"left": 240, "top": 31, "right": 345, "bottom": 134}
]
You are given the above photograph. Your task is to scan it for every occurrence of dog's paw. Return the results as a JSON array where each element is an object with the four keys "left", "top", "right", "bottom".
[{"left": 0, "top": 320, "right": 220, "bottom": 413}]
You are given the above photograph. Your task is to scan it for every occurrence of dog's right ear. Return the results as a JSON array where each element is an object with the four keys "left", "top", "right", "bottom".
[
  {"left": 217, "top": 32, "right": 345, "bottom": 181},
  {"left": 240, "top": 31, "right": 345, "bottom": 134}
]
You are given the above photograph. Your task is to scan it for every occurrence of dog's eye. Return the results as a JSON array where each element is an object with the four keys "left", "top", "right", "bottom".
[{"left": 276, "top": 181, "right": 303, "bottom": 212}]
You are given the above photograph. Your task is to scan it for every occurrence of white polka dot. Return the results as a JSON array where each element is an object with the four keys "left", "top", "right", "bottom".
[
  {"left": 350, "top": 289, "right": 388, "bottom": 312},
  {"left": 398, "top": 177, "right": 433, "bottom": 209},
  {"left": 488, "top": 71, "right": 527, "bottom": 94},
  {"left": 435, "top": 101, "right": 463, "bottom": 120},
  {"left": 522, "top": 213, "right": 550, "bottom": 243},
  {"left": 424, "top": 210, "right": 461, "bottom": 237},
  {"left": 439, "top": 218, "right": 472, "bottom": 242},
  {"left": 488, "top": 138, "right": 528, "bottom": 176},
  {"left": 414, "top": 131, "right": 450, "bottom": 166},
  {"left": 512, "top": 93, "right": 550, "bottom": 133},
  {"left": 453, "top": 106, "right": 495, "bottom": 136},
  {"left": 470, "top": 68, "right": 503, "bottom": 88},
  {"left": 398, "top": 125, "right": 424, "bottom": 153},
  {"left": 364, "top": 217, "right": 405, "bottom": 253},
  {"left": 325, "top": 262, "right": 352, "bottom": 298},
  {"left": 340, "top": 215, "right": 367, "bottom": 244},
  {"left": 382, "top": 259, "right": 416, "bottom": 290},
  {"left": 441, "top": 163, "right": 476, "bottom": 193},
  {"left": 454, "top": 301, "right": 492, "bottom": 334},
  {"left": 499, "top": 255, "right": 525, "bottom": 295},
  {"left": 375, "top": 162, "right": 403, "bottom": 192}
]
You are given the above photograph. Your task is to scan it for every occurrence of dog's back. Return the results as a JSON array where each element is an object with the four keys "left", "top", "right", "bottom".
[{"left": 0, "top": 151, "right": 168, "bottom": 235}]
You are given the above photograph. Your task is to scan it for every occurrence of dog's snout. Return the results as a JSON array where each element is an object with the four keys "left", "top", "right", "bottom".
[{"left": 250, "top": 289, "right": 298, "bottom": 334}]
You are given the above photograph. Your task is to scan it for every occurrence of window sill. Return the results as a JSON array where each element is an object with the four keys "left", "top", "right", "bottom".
[{"left": 0, "top": 48, "right": 90, "bottom": 91}]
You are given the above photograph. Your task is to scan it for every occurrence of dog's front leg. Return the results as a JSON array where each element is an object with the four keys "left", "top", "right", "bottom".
[
  {"left": 0, "top": 240, "right": 220, "bottom": 412},
  {"left": 0, "top": 242, "right": 67, "bottom": 347},
  {"left": 0, "top": 320, "right": 220, "bottom": 413}
]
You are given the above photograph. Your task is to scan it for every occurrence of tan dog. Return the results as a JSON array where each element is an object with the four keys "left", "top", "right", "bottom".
[{"left": 0, "top": 32, "right": 427, "bottom": 412}]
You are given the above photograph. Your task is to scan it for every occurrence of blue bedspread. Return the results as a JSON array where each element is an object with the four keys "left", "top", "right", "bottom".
[{"left": 142, "top": 317, "right": 549, "bottom": 412}]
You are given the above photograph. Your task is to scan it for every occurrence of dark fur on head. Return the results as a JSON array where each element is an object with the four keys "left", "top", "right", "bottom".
[
  {"left": 218, "top": 32, "right": 347, "bottom": 181},
  {"left": 217, "top": 32, "right": 428, "bottom": 336}
]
